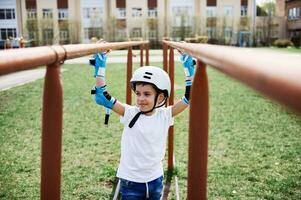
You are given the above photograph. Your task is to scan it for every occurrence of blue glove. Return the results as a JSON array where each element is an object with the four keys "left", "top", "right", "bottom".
[
  {"left": 93, "top": 52, "right": 107, "bottom": 77},
  {"left": 94, "top": 86, "right": 117, "bottom": 109},
  {"left": 180, "top": 53, "right": 195, "bottom": 78}
]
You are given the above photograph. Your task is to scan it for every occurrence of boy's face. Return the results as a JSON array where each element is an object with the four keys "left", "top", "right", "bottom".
[{"left": 135, "top": 84, "right": 164, "bottom": 113}]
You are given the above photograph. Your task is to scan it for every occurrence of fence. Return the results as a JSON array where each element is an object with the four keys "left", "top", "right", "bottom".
[
  {"left": 0, "top": 41, "right": 149, "bottom": 200},
  {"left": 163, "top": 40, "right": 301, "bottom": 199}
]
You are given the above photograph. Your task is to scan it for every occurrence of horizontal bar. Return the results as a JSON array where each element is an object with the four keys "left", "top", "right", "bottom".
[
  {"left": 0, "top": 41, "right": 149, "bottom": 76},
  {"left": 163, "top": 41, "right": 301, "bottom": 115}
]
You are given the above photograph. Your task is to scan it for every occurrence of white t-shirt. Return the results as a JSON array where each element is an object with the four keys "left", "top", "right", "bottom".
[{"left": 117, "top": 104, "right": 174, "bottom": 183}]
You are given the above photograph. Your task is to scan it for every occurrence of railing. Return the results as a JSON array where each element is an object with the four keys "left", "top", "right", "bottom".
[
  {"left": 163, "top": 40, "right": 301, "bottom": 199},
  {"left": 0, "top": 41, "right": 149, "bottom": 200}
]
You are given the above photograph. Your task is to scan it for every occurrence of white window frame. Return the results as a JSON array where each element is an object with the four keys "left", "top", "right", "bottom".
[
  {"left": 58, "top": 9, "right": 68, "bottom": 20},
  {"left": 206, "top": 6, "right": 217, "bottom": 17},
  {"left": 224, "top": 27, "right": 232, "bottom": 39},
  {"left": 117, "top": 29, "right": 127, "bottom": 39},
  {"left": 59, "top": 30, "right": 69, "bottom": 41},
  {"left": 0, "top": 28, "right": 17, "bottom": 40},
  {"left": 132, "top": 8, "right": 142, "bottom": 18},
  {"left": 116, "top": 8, "right": 126, "bottom": 19},
  {"left": 43, "top": 9, "right": 53, "bottom": 19},
  {"left": 27, "top": 9, "right": 37, "bottom": 19},
  {"left": 148, "top": 8, "right": 157, "bottom": 18},
  {"left": 149, "top": 29, "right": 157, "bottom": 40},
  {"left": 224, "top": 6, "right": 233, "bottom": 17},
  {"left": 0, "top": 8, "right": 16, "bottom": 20},
  {"left": 207, "top": 27, "right": 216, "bottom": 38},
  {"left": 241, "top": 6, "right": 247, "bottom": 16},
  {"left": 43, "top": 29, "right": 53, "bottom": 41},
  {"left": 131, "top": 28, "right": 142, "bottom": 38}
]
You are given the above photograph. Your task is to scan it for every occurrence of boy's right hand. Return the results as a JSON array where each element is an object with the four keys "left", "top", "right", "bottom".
[{"left": 92, "top": 52, "right": 107, "bottom": 77}]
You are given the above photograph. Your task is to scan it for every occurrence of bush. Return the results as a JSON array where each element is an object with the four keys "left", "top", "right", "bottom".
[
  {"left": 197, "top": 36, "right": 209, "bottom": 43},
  {"left": 207, "top": 38, "right": 219, "bottom": 45},
  {"left": 273, "top": 39, "right": 293, "bottom": 48}
]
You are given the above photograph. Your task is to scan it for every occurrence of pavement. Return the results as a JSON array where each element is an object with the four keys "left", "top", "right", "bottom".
[{"left": 0, "top": 50, "right": 178, "bottom": 91}]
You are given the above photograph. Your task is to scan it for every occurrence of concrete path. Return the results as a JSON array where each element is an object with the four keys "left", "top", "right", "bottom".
[{"left": 0, "top": 68, "right": 46, "bottom": 91}]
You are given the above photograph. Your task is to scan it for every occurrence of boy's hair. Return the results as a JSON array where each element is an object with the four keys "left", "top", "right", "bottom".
[{"left": 132, "top": 81, "right": 168, "bottom": 97}]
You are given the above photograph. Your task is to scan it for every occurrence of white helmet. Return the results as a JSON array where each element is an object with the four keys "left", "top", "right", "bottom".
[{"left": 130, "top": 66, "right": 171, "bottom": 97}]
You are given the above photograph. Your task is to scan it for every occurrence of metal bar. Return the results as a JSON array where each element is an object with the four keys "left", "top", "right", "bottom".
[
  {"left": 187, "top": 61, "right": 209, "bottom": 200},
  {"left": 41, "top": 62, "right": 63, "bottom": 200},
  {"left": 168, "top": 47, "right": 174, "bottom": 171},
  {"left": 146, "top": 43, "right": 149, "bottom": 65},
  {"left": 163, "top": 41, "right": 301, "bottom": 115},
  {"left": 163, "top": 43, "right": 168, "bottom": 73},
  {"left": 0, "top": 41, "right": 149, "bottom": 76},
  {"left": 126, "top": 47, "right": 133, "bottom": 105},
  {"left": 140, "top": 44, "right": 144, "bottom": 67}
]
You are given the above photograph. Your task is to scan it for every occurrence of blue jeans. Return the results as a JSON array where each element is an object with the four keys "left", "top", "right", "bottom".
[{"left": 120, "top": 176, "right": 163, "bottom": 200}]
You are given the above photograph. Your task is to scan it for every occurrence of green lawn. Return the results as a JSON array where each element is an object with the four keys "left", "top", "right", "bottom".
[
  {"left": 0, "top": 60, "right": 300, "bottom": 199},
  {"left": 256, "top": 46, "right": 301, "bottom": 53}
]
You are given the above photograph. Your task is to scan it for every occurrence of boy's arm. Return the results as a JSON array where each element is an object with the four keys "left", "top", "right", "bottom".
[
  {"left": 92, "top": 51, "right": 125, "bottom": 116},
  {"left": 172, "top": 52, "right": 195, "bottom": 117}
]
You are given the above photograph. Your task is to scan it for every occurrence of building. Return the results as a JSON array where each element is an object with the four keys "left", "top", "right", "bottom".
[
  {"left": 18, "top": 0, "right": 83, "bottom": 46},
  {"left": 80, "top": 0, "right": 107, "bottom": 43},
  {"left": 255, "top": 0, "right": 286, "bottom": 46},
  {"left": 1, "top": 0, "right": 259, "bottom": 48},
  {"left": 286, "top": 0, "right": 301, "bottom": 46},
  {"left": 0, "top": 0, "right": 22, "bottom": 48},
  {"left": 108, "top": 0, "right": 257, "bottom": 46}
]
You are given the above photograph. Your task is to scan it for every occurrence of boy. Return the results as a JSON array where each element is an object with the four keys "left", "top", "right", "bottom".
[{"left": 91, "top": 50, "right": 195, "bottom": 199}]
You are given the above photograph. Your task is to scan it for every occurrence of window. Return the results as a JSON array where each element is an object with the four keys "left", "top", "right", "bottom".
[
  {"left": 117, "top": 8, "right": 126, "bottom": 19},
  {"left": 148, "top": 8, "right": 157, "bottom": 18},
  {"left": 224, "top": 6, "right": 233, "bottom": 17},
  {"left": 0, "top": 28, "right": 17, "bottom": 40},
  {"left": 116, "top": 29, "right": 127, "bottom": 40},
  {"left": 131, "top": 28, "right": 141, "bottom": 38},
  {"left": 43, "top": 9, "right": 53, "bottom": 19},
  {"left": 58, "top": 9, "right": 68, "bottom": 20},
  {"left": 43, "top": 29, "right": 53, "bottom": 41},
  {"left": 207, "top": 27, "right": 216, "bottom": 38},
  {"left": 59, "top": 30, "right": 69, "bottom": 41},
  {"left": 132, "top": 8, "right": 142, "bottom": 17},
  {"left": 241, "top": 6, "right": 247, "bottom": 16},
  {"left": 288, "top": 7, "right": 300, "bottom": 20},
  {"left": 224, "top": 27, "right": 232, "bottom": 38},
  {"left": 0, "top": 9, "right": 16, "bottom": 20},
  {"left": 84, "top": 27, "right": 103, "bottom": 40},
  {"left": 206, "top": 6, "right": 217, "bottom": 17},
  {"left": 83, "top": 7, "right": 103, "bottom": 18},
  {"left": 27, "top": 9, "right": 37, "bottom": 19},
  {"left": 149, "top": 30, "right": 157, "bottom": 40}
]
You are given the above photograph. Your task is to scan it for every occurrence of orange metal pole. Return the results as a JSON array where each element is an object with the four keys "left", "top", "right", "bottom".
[
  {"left": 140, "top": 44, "right": 144, "bottom": 67},
  {"left": 167, "top": 47, "right": 174, "bottom": 171},
  {"left": 187, "top": 60, "right": 209, "bottom": 200},
  {"left": 163, "top": 43, "right": 168, "bottom": 72},
  {"left": 146, "top": 43, "right": 149, "bottom": 66},
  {"left": 41, "top": 63, "right": 63, "bottom": 200},
  {"left": 126, "top": 47, "right": 133, "bottom": 105}
]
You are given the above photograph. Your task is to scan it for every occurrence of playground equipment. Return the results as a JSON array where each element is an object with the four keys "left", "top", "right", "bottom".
[{"left": 0, "top": 41, "right": 301, "bottom": 200}]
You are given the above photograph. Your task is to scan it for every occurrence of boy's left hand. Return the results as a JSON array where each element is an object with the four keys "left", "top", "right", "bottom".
[
  {"left": 95, "top": 52, "right": 107, "bottom": 68},
  {"left": 180, "top": 53, "right": 196, "bottom": 78}
]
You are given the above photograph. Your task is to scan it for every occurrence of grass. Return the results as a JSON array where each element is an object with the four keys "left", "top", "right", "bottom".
[
  {"left": 0, "top": 59, "right": 301, "bottom": 199},
  {"left": 256, "top": 46, "right": 301, "bottom": 53}
]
